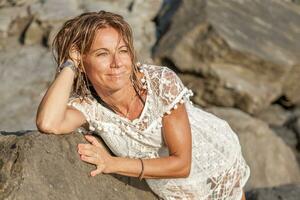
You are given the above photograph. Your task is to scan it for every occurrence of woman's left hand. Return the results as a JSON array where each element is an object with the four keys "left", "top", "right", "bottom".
[{"left": 78, "top": 134, "right": 115, "bottom": 176}]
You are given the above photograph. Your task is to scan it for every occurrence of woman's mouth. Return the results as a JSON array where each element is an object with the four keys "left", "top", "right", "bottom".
[{"left": 107, "top": 72, "right": 125, "bottom": 78}]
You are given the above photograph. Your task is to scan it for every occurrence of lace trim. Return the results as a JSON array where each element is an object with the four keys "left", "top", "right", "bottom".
[{"left": 162, "top": 87, "right": 194, "bottom": 115}]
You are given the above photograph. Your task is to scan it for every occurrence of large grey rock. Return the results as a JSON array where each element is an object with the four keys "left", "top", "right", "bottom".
[
  {"left": 283, "top": 65, "right": 300, "bottom": 105},
  {"left": 0, "top": 0, "right": 38, "bottom": 7},
  {"left": 154, "top": 0, "right": 300, "bottom": 114},
  {"left": 80, "top": 0, "right": 132, "bottom": 17},
  {"left": 29, "top": 0, "right": 82, "bottom": 25},
  {"left": 179, "top": 73, "right": 207, "bottom": 107},
  {"left": 23, "top": 20, "right": 44, "bottom": 45},
  {"left": 0, "top": 131, "right": 158, "bottom": 200},
  {"left": 0, "top": 42, "right": 55, "bottom": 131},
  {"left": 255, "top": 104, "right": 292, "bottom": 127},
  {"left": 206, "top": 107, "right": 300, "bottom": 189},
  {"left": 270, "top": 126, "right": 298, "bottom": 150},
  {"left": 0, "top": 6, "right": 29, "bottom": 38},
  {"left": 246, "top": 184, "right": 300, "bottom": 200}
]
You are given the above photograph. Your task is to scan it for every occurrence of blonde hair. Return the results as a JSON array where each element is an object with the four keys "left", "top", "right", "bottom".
[{"left": 52, "top": 10, "right": 144, "bottom": 103}]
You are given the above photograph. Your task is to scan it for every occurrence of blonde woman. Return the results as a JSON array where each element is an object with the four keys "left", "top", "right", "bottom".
[{"left": 36, "top": 11, "right": 250, "bottom": 200}]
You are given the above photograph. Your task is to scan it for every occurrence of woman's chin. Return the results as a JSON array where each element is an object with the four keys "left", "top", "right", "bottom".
[{"left": 107, "top": 78, "right": 131, "bottom": 90}]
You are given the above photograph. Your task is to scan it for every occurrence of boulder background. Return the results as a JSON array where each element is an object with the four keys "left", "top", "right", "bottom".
[{"left": 1, "top": 0, "right": 300, "bottom": 199}]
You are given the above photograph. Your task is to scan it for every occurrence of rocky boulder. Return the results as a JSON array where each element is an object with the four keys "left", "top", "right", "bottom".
[
  {"left": 0, "top": 131, "right": 158, "bottom": 200},
  {"left": 0, "top": 42, "right": 55, "bottom": 132},
  {"left": 154, "top": 0, "right": 300, "bottom": 114},
  {"left": 246, "top": 183, "right": 300, "bottom": 200},
  {"left": 206, "top": 106, "right": 300, "bottom": 189}
]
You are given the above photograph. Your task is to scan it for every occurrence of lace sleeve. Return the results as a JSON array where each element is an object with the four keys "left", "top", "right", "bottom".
[
  {"left": 67, "top": 96, "right": 96, "bottom": 132},
  {"left": 159, "top": 67, "right": 194, "bottom": 115}
]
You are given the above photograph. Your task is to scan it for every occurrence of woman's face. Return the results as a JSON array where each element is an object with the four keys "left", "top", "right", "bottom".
[{"left": 82, "top": 27, "right": 133, "bottom": 93}]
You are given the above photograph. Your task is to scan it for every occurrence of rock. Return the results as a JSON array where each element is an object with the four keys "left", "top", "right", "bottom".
[
  {"left": 255, "top": 104, "right": 292, "bottom": 127},
  {"left": 291, "top": 117, "right": 300, "bottom": 152},
  {"left": 270, "top": 125, "right": 300, "bottom": 167},
  {"left": 179, "top": 73, "right": 207, "bottom": 107},
  {"left": 0, "top": 0, "right": 38, "bottom": 7},
  {"left": 283, "top": 65, "right": 300, "bottom": 105},
  {"left": 206, "top": 107, "right": 300, "bottom": 189},
  {"left": 0, "top": 6, "right": 29, "bottom": 38},
  {"left": 23, "top": 20, "right": 44, "bottom": 45},
  {"left": 29, "top": 0, "right": 82, "bottom": 25},
  {"left": 81, "top": 0, "right": 132, "bottom": 17},
  {"left": 154, "top": 0, "right": 300, "bottom": 114},
  {"left": 0, "top": 42, "right": 56, "bottom": 131},
  {"left": 246, "top": 183, "right": 300, "bottom": 200},
  {"left": 154, "top": 0, "right": 181, "bottom": 41},
  {"left": 270, "top": 126, "right": 298, "bottom": 149},
  {"left": 291, "top": 0, "right": 300, "bottom": 4},
  {"left": 293, "top": 118, "right": 300, "bottom": 136},
  {"left": 130, "top": 0, "right": 162, "bottom": 21},
  {"left": 0, "top": 131, "right": 158, "bottom": 200}
]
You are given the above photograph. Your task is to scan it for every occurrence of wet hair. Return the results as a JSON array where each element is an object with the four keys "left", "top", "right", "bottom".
[{"left": 52, "top": 10, "right": 145, "bottom": 107}]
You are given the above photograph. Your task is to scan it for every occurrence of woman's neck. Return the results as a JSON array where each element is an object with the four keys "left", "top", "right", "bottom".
[{"left": 94, "top": 83, "right": 137, "bottom": 113}]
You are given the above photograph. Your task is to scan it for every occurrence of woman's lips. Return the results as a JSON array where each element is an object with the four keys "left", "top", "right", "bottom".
[{"left": 107, "top": 72, "right": 125, "bottom": 77}]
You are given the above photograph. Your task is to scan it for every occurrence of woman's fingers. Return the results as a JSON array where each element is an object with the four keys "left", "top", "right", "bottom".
[
  {"left": 80, "top": 155, "right": 98, "bottom": 165},
  {"left": 84, "top": 135, "right": 102, "bottom": 147},
  {"left": 78, "top": 135, "right": 111, "bottom": 177},
  {"left": 91, "top": 165, "right": 105, "bottom": 176},
  {"left": 78, "top": 148, "right": 97, "bottom": 157}
]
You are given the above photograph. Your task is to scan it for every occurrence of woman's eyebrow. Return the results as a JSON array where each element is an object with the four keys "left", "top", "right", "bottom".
[
  {"left": 91, "top": 48, "right": 109, "bottom": 53},
  {"left": 118, "top": 45, "right": 128, "bottom": 49},
  {"left": 91, "top": 45, "right": 128, "bottom": 53}
]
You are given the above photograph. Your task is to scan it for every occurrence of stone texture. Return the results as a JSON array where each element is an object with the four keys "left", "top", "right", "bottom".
[
  {"left": 0, "top": 131, "right": 158, "bottom": 200},
  {"left": 23, "top": 20, "right": 44, "bottom": 45},
  {"left": 154, "top": 0, "right": 300, "bottom": 114},
  {"left": 0, "top": 0, "right": 38, "bottom": 7},
  {"left": 0, "top": 42, "right": 56, "bottom": 132},
  {"left": 29, "top": 0, "right": 82, "bottom": 25},
  {"left": 255, "top": 104, "right": 292, "bottom": 127},
  {"left": 283, "top": 65, "right": 300, "bottom": 105},
  {"left": 206, "top": 106, "right": 300, "bottom": 189},
  {"left": 179, "top": 73, "right": 207, "bottom": 107},
  {"left": 0, "top": 6, "right": 29, "bottom": 38},
  {"left": 246, "top": 183, "right": 300, "bottom": 200}
]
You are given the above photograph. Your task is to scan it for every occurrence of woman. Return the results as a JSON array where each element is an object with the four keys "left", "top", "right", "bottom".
[{"left": 36, "top": 10, "right": 250, "bottom": 200}]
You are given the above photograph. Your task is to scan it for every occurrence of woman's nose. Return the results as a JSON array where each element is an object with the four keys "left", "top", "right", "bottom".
[{"left": 110, "top": 52, "right": 122, "bottom": 68}]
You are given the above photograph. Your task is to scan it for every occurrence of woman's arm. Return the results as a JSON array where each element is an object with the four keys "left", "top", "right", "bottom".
[
  {"left": 36, "top": 66, "right": 86, "bottom": 134},
  {"left": 80, "top": 103, "right": 192, "bottom": 178}
]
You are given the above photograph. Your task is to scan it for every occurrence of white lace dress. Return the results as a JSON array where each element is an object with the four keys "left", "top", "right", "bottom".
[{"left": 67, "top": 64, "right": 250, "bottom": 200}]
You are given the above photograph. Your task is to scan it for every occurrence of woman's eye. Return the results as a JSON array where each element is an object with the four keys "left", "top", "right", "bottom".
[
  {"left": 97, "top": 52, "right": 108, "bottom": 56},
  {"left": 120, "top": 49, "right": 128, "bottom": 53}
]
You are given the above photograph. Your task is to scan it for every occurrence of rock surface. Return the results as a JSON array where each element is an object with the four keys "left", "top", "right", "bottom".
[
  {"left": 206, "top": 106, "right": 300, "bottom": 189},
  {"left": 0, "top": 41, "right": 55, "bottom": 132},
  {"left": 154, "top": 0, "right": 300, "bottom": 114},
  {"left": 246, "top": 183, "right": 300, "bottom": 200},
  {"left": 0, "top": 131, "right": 158, "bottom": 200}
]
